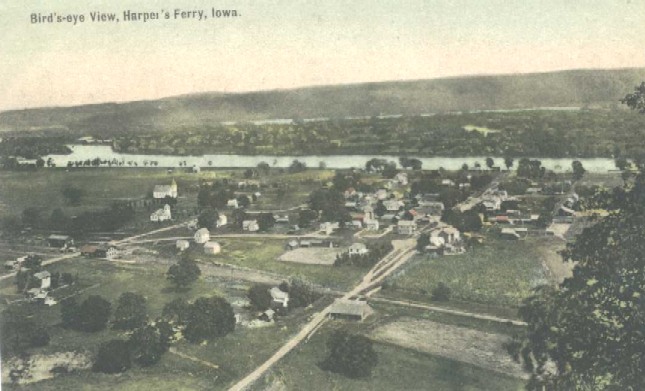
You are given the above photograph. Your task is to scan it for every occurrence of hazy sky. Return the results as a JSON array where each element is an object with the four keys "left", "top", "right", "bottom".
[{"left": 1, "top": 0, "right": 644, "bottom": 110}]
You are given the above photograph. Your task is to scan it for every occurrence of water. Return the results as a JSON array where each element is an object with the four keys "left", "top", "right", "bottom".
[{"left": 44, "top": 145, "right": 617, "bottom": 173}]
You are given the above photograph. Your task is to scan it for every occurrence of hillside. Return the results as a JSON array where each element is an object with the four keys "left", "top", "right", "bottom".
[{"left": 1, "top": 68, "right": 644, "bottom": 135}]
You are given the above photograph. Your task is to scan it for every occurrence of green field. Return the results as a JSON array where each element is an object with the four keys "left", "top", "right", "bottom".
[
  {"left": 382, "top": 237, "right": 549, "bottom": 309},
  {"left": 189, "top": 238, "right": 365, "bottom": 291},
  {"left": 0, "top": 167, "right": 338, "bottom": 219},
  {"left": 0, "top": 256, "right": 312, "bottom": 390},
  {"left": 257, "top": 325, "right": 526, "bottom": 391}
]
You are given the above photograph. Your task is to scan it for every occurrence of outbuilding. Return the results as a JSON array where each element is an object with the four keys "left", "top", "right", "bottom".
[{"left": 203, "top": 241, "right": 221, "bottom": 254}]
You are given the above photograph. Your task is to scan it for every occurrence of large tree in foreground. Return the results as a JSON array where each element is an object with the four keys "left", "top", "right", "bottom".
[
  {"left": 514, "top": 91, "right": 645, "bottom": 390},
  {"left": 167, "top": 258, "right": 201, "bottom": 290},
  {"left": 320, "top": 330, "right": 378, "bottom": 378},
  {"left": 183, "top": 297, "right": 235, "bottom": 343}
]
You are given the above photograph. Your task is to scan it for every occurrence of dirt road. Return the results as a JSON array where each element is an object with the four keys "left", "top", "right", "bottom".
[{"left": 228, "top": 236, "right": 422, "bottom": 391}]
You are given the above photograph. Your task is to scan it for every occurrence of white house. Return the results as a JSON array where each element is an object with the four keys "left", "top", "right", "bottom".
[
  {"left": 217, "top": 214, "right": 228, "bottom": 228},
  {"left": 243, "top": 220, "right": 259, "bottom": 232},
  {"left": 33, "top": 271, "right": 51, "bottom": 290},
  {"left": 320, "top": 222, "right": 339, "bottom": 235},
  {"left": 153, "top": 179, "right": 178, "bottom": 199},
  {"left": 203, "top": 241, "right": 221, "bottom": 254},
  {"left": 384, "top": 199, "right": 404, "bottom": 212},
  {"left": 269, "top": 287, "right": 289, "bottom": 308},
  {"left": 433, "top": 226, "right": 461, "bottom": 244},
  {"left": 375, "top": 189, "right": 389, "bottom": 200},
  {"left": 176, "top": 240, "right": 190, "bottom": 251},
  {"left": 194, "top": 228, "right": 210, "bottom": 244},
  {"left": 103, "top": 245, "right": 119, "bottom": 260},
  {"left": 348, "top": 243, "right": 369, "bottom": 256},
  {"left": 351, "top": 220, "right": 363, "bottom": 229},
  {"left": 227, "top": 199, "right": 239, "bottom": 208},
  {"left": 397, "top": 220, "right": 417, "bottom": 235},
  {"left": 441, "top": 179, "right": 456, "bottom": 187},
  {"left": 150, "top": 204, "right": 172, "bottom": 222},
  {"left": 363, "top": 205, "right": 375, "bottom": 221},
  {"left": 364, "top": 219, "right": 379, "bottom": 231},
  {"left": 395, "top": 172, "right": 409, "bottom": 186}
]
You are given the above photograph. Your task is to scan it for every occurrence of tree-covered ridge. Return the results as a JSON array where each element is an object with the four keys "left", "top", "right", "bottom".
[{"left": 108, "top": 110, "right": 645, "bottom": 158}]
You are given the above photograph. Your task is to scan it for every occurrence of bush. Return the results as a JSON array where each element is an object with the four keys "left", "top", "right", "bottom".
[
  {"left": 248, "top": 284, "right": 272, "bottom": 311},
  {"left": 431, "top": 282, "right": 452, "bottom": 302},
  {"left": 93, "top": 339, "right": 131, "bottom": 374}
]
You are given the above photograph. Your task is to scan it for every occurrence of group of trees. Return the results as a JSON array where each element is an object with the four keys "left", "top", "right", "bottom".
[
  {"left": 0, "top": 307, "right": 50, "bottom": 357},
  {"left": 308, "top": 188, "right": 350, "bottom": 224},
  {"left": 440, "top": 209, "right": 483, "bottom": 233},
  {"left": 508, "top": 85, "right": 645, "bottom": 390},
  {"left": 161, "top": 296, "right": 235, "bottom": 343},
  {"left": 59, "top": 290, "right": 235, "bottom": 374},
  {"left": 516, "top": 158, "right": 546, "bottom": 180},
  {"left": 288, "top": 159, "right": 307, "bottom": 173},
  {"left": 94, "top": 320, "right": 173, "bottom": 373},
  {"left": 61, "top": 295, "right": 113, "bottom": 332},
  {"left": 197, "top": 181, "right": 235, "bottom": 210}
]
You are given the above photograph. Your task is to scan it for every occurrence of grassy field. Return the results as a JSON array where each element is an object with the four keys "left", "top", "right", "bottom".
[
  {"left": 189, "top": 238, "right": 365, "bottom": 291},
  {"left": 0, "top": 167, "right": 334, "bottom": 221},
  {"left": 382, "top": 237, "right": 549, "bottom": 309},
  {"left": 0, "top": 256, "right": 313, "bottom": 390},
  {"left": 257, "top": 324, "right": 526, "bottom": 391}
]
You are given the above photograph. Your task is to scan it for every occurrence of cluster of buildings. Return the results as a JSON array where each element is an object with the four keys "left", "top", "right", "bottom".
[
  {"left": 422, "top": 223, "right": 464, "bottom": 256},
  {"left": 179, "top": 227, "right": 223, "bottom": 255},
  {"left": 336, "top": 173, "right": 445, "bottom": 236}
]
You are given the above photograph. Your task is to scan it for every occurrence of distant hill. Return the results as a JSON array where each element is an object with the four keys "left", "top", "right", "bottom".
[{"left": 1, "top": 68, "right": 644, "bottom": 135}]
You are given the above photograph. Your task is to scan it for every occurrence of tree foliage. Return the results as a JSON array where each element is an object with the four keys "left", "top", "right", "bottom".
[
  {"left": 320, "top": 330, "right": 378, "bottom": 378},
  {"left": 572, "top": 160, "right": 586, "bottom": 181},
  {"left": 112, "top": 292, "right": 148, "bottom": 330},
  {"left": 184, "top": 297, "right": 235, "bottom": 343},
  {"left": 62, "top": 185, "right": 84, "bottom": 206},
  {"left": 517, "top": 173, "right": 645, "bottom": 390},
  {"left": 197, "top": 208, "right": 219, "bottom": 230},
  {"left": 0, "top": 307, "right": 50, "bottom": 357},
  {"left": 62, "top": 295, "right": 112, "bottom": 332},
  {"left": 162, "top": 298, "right": 191, "bottom": 324},
  {"left": 129, "top": 324, "right": 170, "bottom": 367},
  {"left": 167, "top": 258, "right": 201, "bottom": 289},
  {"left": 248, "top": 284, "right": 273, "bottom": 311},
  {"left": 93, "top": 339, "right": 131, "bottom": 374},
  {"left": 285, "top": 278, "right": 320, "bottom": 308}
]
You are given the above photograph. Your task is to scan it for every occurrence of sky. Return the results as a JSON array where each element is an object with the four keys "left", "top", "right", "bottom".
[{"left": 1, "top": 0, "right": 645, "bottom": 111}]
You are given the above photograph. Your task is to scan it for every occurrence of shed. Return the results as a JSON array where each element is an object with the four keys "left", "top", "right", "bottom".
[
  {"left": 328, "top": 299, "right": 373, "bottom": 321},
  {"left": 194, "top": 228, "right": 210, "bottom": 244},
  {"left": 203, "top": 241, "right": 221, "bottom": 255},
  {"left": 47, "top": 235, "right": 73, "bottom": 249},
  {"left": 176, "top": 240, "right": 190, "bottom": 251}
]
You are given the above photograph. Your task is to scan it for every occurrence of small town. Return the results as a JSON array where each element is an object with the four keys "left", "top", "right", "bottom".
[
  {"left": 2, "top": 2, "right": 645, "bottom": 390},
  {"left": 0, "top": 142, "right": 633, "bottom": 389}
]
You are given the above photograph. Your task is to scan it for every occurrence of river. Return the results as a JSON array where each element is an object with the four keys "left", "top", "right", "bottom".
[{"left": 42, "top": 145, "right": 618, "bottom": 173}]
